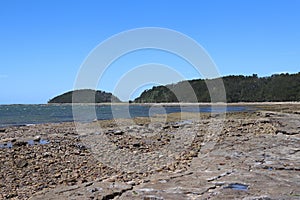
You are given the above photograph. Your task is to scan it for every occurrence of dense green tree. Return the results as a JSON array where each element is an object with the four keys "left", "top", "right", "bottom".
[
  {"left": 48, "top": 89, "right": 121, "bottom": 103},
  {"left": 134, "top": 72, "right": 300, "bottom": 103}
]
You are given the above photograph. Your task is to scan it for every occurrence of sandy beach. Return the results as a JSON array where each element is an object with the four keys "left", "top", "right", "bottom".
[{"left": 0, "top": 103, "right": 299, "bottom": 199}]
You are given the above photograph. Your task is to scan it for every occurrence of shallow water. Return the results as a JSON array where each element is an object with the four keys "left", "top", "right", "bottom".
[
  {"left": 224, "top": 183, "right": 249, "bottom": 191},
  {"left": 0, "top": 139, "right": 50, "bottom": 149},
  {"left": 0, "top": 104, "right": 254, "bottom": 128},
  {"left": 0, "top": 142, "right": 13, "bottom": 148},
  {"left": 27, "top": 139, "right": 50, "bottom": 145}
]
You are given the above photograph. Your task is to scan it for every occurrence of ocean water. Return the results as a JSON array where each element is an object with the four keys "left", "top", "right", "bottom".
[{"left": 0, "top": 104, "right": 251, "bottom": 128}]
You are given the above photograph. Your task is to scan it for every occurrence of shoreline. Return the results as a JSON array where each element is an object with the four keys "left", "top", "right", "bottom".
[
  {"left": 0, "top": 108, "right": 299, "bottom": 199},
  {"left": 1, "top": 102, "right": 300, "bottom": 129},
  {"left": 1, "top": 101, "right": 300, "bottom": 106}
]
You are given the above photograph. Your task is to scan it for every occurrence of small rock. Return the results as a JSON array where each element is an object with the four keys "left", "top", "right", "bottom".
[
  {"left": 158, "top": 179, "right": 167, "bottom": 183},
  {"left": 33, "top": 135, "right": 41, "bottom": 142},
  {"left": 14, "top": 141, "right": 27, "bottom": 147},
  {"left": 74, "top": 150, "right": 81, "bottom": 155},
  {"left": 189, "top": 150, "right": 198, "bottom": 157},
  {"left": 15, "top": 159, "right": 28, "bottom": 168},
  {"left": 54, "top": 173, "right": 61, "bottom": 178},
  {"left": 133, "top": 143, "right": 141, "bottom": 148},
  {"left": 74, "top": 143, "right": 87, "bottom": 150},
  {"left": 114, "top": 130, "right": 124, "bottom": 135},
  {"left": 143, "top": 195, "right": 164, "bottom": 200},
  {"left": 172, "top": 124, "right": 180, "bottom": 128},
  {"left": 126, "top": 180, "right": 136, "bottom": 186},
  {"left": 72, "top": 172, "right": 80, "bottom": 178},
  {"left": 90, "top": 187, "right": 98, "bottom": 193},
  {"left": 48, "top": 160, "right": 56, "bottom": 164},
  {"left": 0, "top": 138, "right": 16, "bottom": 143},
  {"left": 84, "top": 182, "right": 93, "bottom": 187},
  {"left": 43, "top": 152, "right": 52, "bottom": 157},
  {"left": 163, "top": 125, "right": 170, "bottom": 129},
  {"left": 6, "top": 193, "right": 18, "bottom": 198},
  {"left": 67, "top": 178, "right": 77, "bottom": 184}
]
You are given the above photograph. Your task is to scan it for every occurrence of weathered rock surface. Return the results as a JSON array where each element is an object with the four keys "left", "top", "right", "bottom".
[
  {"left": 0, "top": 108, "right": 299, "bottom": 199},
  {"left": 29, "top": 181, "right": 132, "bottom": 200},
  {"left": 117, "top": 112, "right": 300, "bottom": 200}
]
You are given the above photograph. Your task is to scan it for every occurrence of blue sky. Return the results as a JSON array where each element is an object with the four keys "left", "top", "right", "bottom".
[{"left": 0, "top": 0, "right": 299, "bottom": 104}]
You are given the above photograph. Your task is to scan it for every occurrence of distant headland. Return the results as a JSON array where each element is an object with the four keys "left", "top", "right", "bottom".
[
  {"left": 48, "top": 89, "right": 121, "bottom": 103},
  {"left": 48, "top": 72, "right": 300, "bottom": 104}
]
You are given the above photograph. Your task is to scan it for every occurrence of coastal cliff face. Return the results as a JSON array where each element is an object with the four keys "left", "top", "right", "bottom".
[{"left": 48, "top": 89, "right": 121, "bottom": 103}]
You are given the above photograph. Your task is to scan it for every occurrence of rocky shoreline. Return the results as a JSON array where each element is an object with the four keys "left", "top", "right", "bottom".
[{"left": 0, "top": 105, "right": 299, "bottom": 199}]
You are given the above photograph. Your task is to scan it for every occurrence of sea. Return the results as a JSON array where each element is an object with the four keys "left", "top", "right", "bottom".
[{"left": 0, "top": 104, "right": 252, "bottom": 128}]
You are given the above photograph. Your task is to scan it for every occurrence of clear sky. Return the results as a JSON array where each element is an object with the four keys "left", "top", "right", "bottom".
[{"left": 0, "top": 0, "right": 299, "bottom": 104}]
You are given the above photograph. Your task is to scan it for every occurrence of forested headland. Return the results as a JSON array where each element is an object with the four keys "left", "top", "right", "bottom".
[
  {"left": 48, "top": 89, "right": 121, "bottom": 103},
  {"left": 134, "top": 72, "right": 300, "bottom": 103}
]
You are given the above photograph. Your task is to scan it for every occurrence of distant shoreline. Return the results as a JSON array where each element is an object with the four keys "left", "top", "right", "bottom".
[{"left": 1, "top": 101, "right": 300, "bottom": 106}]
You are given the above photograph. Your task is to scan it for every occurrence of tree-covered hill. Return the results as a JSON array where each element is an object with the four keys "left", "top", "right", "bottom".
[
  {"left": 134, "top": 72, "right": 300, "bottom": 103},
  {"left": 48, "top": 89, "right": 121, "bottom": 103}
]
